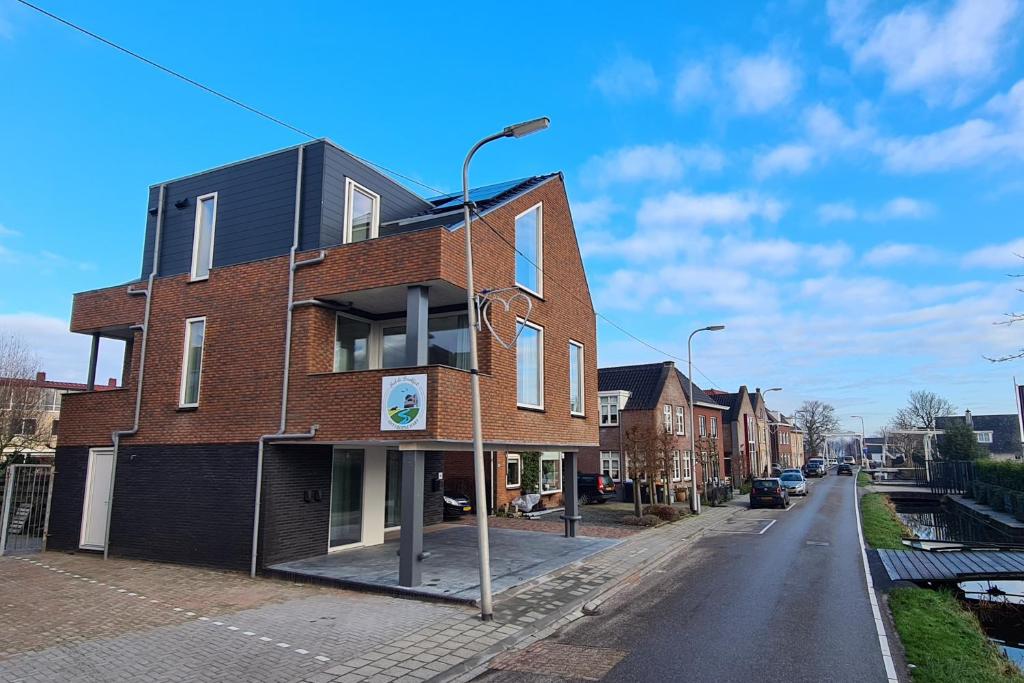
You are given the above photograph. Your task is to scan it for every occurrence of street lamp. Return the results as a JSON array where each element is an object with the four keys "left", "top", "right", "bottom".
[
  {"left": 687, "top": 325, "right": 725, "bottom": 514},
  {"left": 851, "top": 415, "right": 866, "bottom": 465},
  {"left": 758, "top": 387, "right": 782, "bottom": 476},
  {"left": 462, "top": 117, "right": 549, "bottom": 622}
]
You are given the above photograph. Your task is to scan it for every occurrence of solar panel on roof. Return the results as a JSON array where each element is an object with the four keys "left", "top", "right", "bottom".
[{"left": 428, "top": 178, "right": 531, "bottom": 210}]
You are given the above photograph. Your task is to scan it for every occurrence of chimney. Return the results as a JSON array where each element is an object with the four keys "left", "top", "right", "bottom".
[
  {"left": 107, "top": 378, "right": 118, "bottom": 387},
  {"left": 662, "top": 361, "right": 674, "bottom": 367},
  {"left": 755, "top": 387, "right": 761, "bottom": 395},
  {"left": 965, "top": 409, "right": 973, "bottom": 428},
  {"left": 36, "top": 371, "right": 46, "bottom": 382}
]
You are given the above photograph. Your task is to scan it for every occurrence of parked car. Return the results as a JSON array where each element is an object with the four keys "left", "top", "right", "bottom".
[
  {"left": 443, "top": 492, "right": 472, "bottom": 520},
  {"left": 750, "top": 478, "right": 789, "bottom": 509},
  {"left": 780, "top": 472, "right": 808, "bottom": 496},
  {"left": 577, "top": 473, "right": 617, "bottom": 504},
  {"left": 842, "top": 456, "right": 856, "bottom": 465},
  {"left": 771, "top": 464, "right": 783, "bottom": 478},
  {"left": 804, "top": 459, "right": 827, "bottom": 477},
  {"left": 837, "top": 463, "right": 854, "bottom": 476},
  {"left": 782, "top": 468, "right": 802, "bottom": 475}
]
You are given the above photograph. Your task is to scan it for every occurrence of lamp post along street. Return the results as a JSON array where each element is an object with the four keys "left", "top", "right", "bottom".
[
  {"left": 687, "top": 325, "right": 725, "bottom": 514},
  {"left": 851, "top": 415, "right": 866, "bottom": 465},
  {"left": 461, "top": 117, "right": 549, "bottom": 621},
  {"left": 758, "top": 387, "right": 782, "bottom": 475}
]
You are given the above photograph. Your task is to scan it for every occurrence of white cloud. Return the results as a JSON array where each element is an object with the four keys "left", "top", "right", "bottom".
[
  {"left": 571, "top": 197, "right": 619, "bottom": 226},
  {"left": 752, "top": 144, "right": 815, "bottom": 179},
  {"left": 637, "top": 190, "right": 785, "bottom": 227},
  {"left": 673, "top": 63, "right": 714, "bottom": 109},
  {"left": 804, "top": 103, "right": 873, "bottom": 149},
  {"left": 0, "top": 5, "right": 13, "bottom": 41},
  {"left": 962, "top": 238, "right": 1024, "bottom": 269},
  {"left": 869, "top": 197, "right": 934, "bottom": 220},
  {"left": 592, "top": 54, "right": 659, "bottom": 100},
  {"left": 831, "top": 0, "right": 1020, "bottom": 105},
  {"left": 581, "top": 144, "right": 724, "bottom": 187},
  {"left": 863, "top": 242, "right": 942, "bottom": 267},
  {"left": 879, "top": 118, "right": 1024, "bottom": 173},
  {"left": 0, "top": 313, "right": 125, "bottom": 384},
  {"left": 0, "top": 223, "right": 19, "bottom": 237},
  {"left": 727, "top": 54, "right": 801, "bottom": 113},
  {"left": 720, "top": 237, "right": 852, "bottom": 273},
  {"left": 818, "top": 202, "right": 858, "bottom": 223}
]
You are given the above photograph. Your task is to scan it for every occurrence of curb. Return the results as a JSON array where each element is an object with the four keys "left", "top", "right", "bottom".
[{"left": 432, "top": 505, "right": 744, "bottom": 683}]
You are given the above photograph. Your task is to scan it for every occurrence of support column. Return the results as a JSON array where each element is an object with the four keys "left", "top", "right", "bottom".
[
  {"left": 86, "top": 333, "right": 100, "bottom": 391},
  {"left": 399, "top": 449, "right": 425, "bottom": 587},
  {"left": 562, "top": 452, "right": 580, "bottom": 538},
  {"left": 405, "top": 286, "right": 429, "bottom": 367},
  {"left": 120, "top": 335, "right": 135, "bottom": 388}
]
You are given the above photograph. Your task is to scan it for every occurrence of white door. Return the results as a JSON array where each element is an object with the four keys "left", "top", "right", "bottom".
[{"left": 80, "top": 448, "right": 115, "bottom": 550}]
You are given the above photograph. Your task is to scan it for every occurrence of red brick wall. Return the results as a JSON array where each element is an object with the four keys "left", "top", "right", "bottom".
[
  {"left": 694, "top": 405, "right": 727, "bottom": 482},
  {"left": 70, "top": 283, "right": 147, "bottom": 333}
]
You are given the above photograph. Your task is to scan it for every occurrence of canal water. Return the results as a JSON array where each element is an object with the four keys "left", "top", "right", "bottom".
[{"left": 893, "top": 499, "right": 1024, "bottom": 666}]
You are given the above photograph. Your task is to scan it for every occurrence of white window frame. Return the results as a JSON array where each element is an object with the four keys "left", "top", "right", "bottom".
[
  {"left": 699, "top": 414, "right": 707, "bottom": 437},
  {"left": 599, "top": 394, "right": 619, "bottom": 426},
  {"left": 516, "top": 318, "right": 544, "bottom": 410},
  {"left": 664, "top": 404, "right": 673, "bottom": 433},
  {"left": 600, "top": 451, "right": 621, "bottom": 482},
  {"left": 343, "top": 178, "right": 380, "bottom": 244},
  {"left": 178, "top": 316, "right": 207, "bottom": 408},
  {"left": 514, "top": 202, "right": 544, "bottom": 298},
  {"left": 711, "top": 416, "right": 718, "bottom": 438},
  {"left": 671, "top": 450, "right": 681, "bottom": 482},
  {"left": 683, "top": 450, "right": 693, "bottom": 480},
  {"left": 568, "top": 340, "right": 585, "bottom": 417},
  {"left": 189, "top": 192, "right": 218, "bottom": 281},
  {"left": 976, "top": 431, "right": 994, "bottom": 444},
  {"left": 539, "top": 452, "right": 562, "bottom": 494},
  {"left": 676, "top": 406, "right": 686, "bottom": 435},
  {"left": 505, "top": 453, "right": 522, "bottom": 489}
]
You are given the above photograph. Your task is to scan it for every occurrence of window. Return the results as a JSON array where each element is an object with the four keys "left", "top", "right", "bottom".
[
  {"left": 50, "top": 419, "right": 59, "bottom": 437},
  {"left": 600, "top": 451, "right": 621, "bottom": 481},
  {"left": 514, "top": 203, "right": 543, "bottom": 296},
  {"left": 506, "top": 454, "right": 521, "bottom": 488},
  {"left": 711, "top": 416, "right": 718, "bottom": 437},
  {"left": 672, "top": 450, "right": 681, "bottom": 481},
  {"left": 699, "top": 415, "right": 707, "bottom": 437},
  {"left": 427, "top": 314, "right": 470, "bottom": 369},
  {"left": 664, "top": 405, "right": 673, "bottom": 433},
  {"left": 683, "top": 450, "right": 693, "bottom": 480},
  {"left": 179, "top": 318, "right": 206, "bottom": 407},
  {"left": 676, "top": 407, "right": 686, "bottom": 435},
  {"left": 334, "top": 316, "right": 371, "bottom": 372},
  {"left": 977, "top": 431, "right": 994, "bottom": 444},
  {"left": 344, "top": 179, "right": 379, "bottom": 243},
  {"left": 569, "top": 341, "right": 584, "bottom": 416},
  {"left": 516, "top": 320, "right": 543, "bottom": 409},
  {"left": 381, "top": 324, "right": 406, "bottom": 369},
  {"left": 190, "top": 193, "right": 217, "bottom": 280},
  {"left": 540, "top": 452, "right": 562, "bottom": 493},
  {"left": 600, "top": 395, "right": 619, "bottom": 426},
  {"left": 17, "top": 418, "right": 37, "bottom": 436},
  {"left": 41, "top": 389, "right": 61, "bottom": 412}
]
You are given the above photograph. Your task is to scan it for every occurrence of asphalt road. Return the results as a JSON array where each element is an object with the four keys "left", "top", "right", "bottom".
[{"left": 479, "top": 471, "right": 890, "bottom": 682}]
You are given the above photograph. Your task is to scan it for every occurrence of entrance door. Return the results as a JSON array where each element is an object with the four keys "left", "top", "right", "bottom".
[
  {"left": 384, "top": 450, "right": 402, "bottom": 529},
  {"left": 329, "top": 449, "right": 364, "bottom": 549},
  {"left": 80, "top": 448, "right": 115, "bottom": 550}
]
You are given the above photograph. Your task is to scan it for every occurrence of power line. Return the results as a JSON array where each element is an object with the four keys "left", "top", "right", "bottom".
[{"left": 22, "top": 0, "right": 723, "bottom": 390}]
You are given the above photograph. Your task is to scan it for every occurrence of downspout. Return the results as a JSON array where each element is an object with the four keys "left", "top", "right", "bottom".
[
  {"left": 250, "top": 144, "right": 322, "bottom": 577},
  {"left": 104, "top": 184, "right": 166, "bottom": 560}
]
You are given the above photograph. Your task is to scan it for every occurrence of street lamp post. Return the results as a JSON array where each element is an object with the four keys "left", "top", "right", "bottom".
[
  {"left": 687, "top": 325, "right": 725, "bottom": 514},
  {"left": 758, "top": 387, "right": 782, "bottom": 475},
  {"left": 462, "top": 117, "right": 549, "bottom": 622},
  {"left": 851, "top": 415, "right": 866, "bottom": 466}
]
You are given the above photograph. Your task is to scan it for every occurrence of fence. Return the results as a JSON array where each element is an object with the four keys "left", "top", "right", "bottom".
[
  {"left": 0, "top": 464, "right": 55, "bottom": 555},
  {"left": 928, "top": 460, "right": 975, "bottom": 496}
]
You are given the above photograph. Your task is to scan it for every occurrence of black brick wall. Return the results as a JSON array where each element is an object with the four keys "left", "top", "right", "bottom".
[
  {"left": 424, "top": 451, "right": 443, "bottom": 526},
  {"left": 109, "top": 443, "right": 257, "bottom": 570},
  {"left": 259, "top": 443, "right": 332, "bottom": 566},
  {"left": 48, "top": 446, "right": 90, "bottom": 551}
]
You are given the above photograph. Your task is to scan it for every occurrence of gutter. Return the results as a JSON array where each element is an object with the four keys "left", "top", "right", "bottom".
[{"left": 104, "top": 184, "right": 166, "bottom": 560}]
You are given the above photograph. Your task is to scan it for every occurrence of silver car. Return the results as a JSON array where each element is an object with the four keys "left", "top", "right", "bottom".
[{"left": 780, "top": 472, "right": 808, "bottom": 496}]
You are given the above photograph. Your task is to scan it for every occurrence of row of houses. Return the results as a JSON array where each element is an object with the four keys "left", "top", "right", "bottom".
[{"left": 1, "top": 141, "right": 805, "bottom": 585}]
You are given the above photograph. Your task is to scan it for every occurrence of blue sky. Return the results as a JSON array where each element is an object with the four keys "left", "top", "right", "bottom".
[{"left": 1, "top": 0, "right": 1022, "bottom": 433}]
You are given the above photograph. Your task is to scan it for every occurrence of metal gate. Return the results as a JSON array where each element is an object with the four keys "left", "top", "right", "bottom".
[{"left": 0, "top": 464, "right": 55, "bottom": 556}]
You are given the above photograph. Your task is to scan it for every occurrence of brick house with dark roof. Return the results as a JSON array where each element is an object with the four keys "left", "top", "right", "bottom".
[
  {"left": 579, "top": 361, "right": 726, "bottom": 502},
  {"left": 935, "top": 410, "right": 1023, "bottom": 460},
  {"left": 49, "top": 140, "right": 598, "bottom": 584},
  {"left": 706, "top": 386, "right": 759, "bottom": 482},
  {"left": 768, "top": 410, "right": 794, "bottom": 468}
]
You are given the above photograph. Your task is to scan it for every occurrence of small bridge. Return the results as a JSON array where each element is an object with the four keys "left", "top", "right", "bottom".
[{"left": 878, "top": 549, "right": 1024, "bottom": 582}]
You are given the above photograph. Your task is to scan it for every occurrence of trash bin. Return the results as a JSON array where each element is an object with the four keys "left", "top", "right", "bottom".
[{"left": 623, "top": 480, "right": 636, "bottom": 503}]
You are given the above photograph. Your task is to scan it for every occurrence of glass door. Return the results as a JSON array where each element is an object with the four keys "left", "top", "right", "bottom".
[
  {"left": 330, "top": 449, "right": 364, "bottom": 549},
  {"left": 384, "top": 450, "right": 402, "bottom": 529}
]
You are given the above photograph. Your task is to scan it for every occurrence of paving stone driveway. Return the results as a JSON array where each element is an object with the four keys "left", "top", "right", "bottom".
[{"left": 0, "top": 552, "right": 467, "bottom": 682}]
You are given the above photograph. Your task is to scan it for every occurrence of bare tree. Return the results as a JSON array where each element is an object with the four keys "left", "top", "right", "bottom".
[
  {"left": 987, "top": 254, "right": 1023, "bottom": 363},
  {"left": 794, "top": 400, "right": 839, "bottom": 459},
  {"left": 0, "top": 335, "right": 48, "bottom": 471},
  {"left": 622, "top": 421, "right": 660, "bottom": 516},
  {"left": 894, "top": 390, "right": 956, "bottom": 430},
  {"left": 653, "top": 425, "right": 676, "bottom": 505}
]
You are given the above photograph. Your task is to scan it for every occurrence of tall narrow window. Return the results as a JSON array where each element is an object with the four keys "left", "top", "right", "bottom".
[
  {"left": 568, "top": 341, "right": 584, "bottom": 416},
  {"left": 664, "top": 405, "right": 672, "bottom": 433},
  {"left": 381, "top": 324, "right": 406, "bottom": 369},
  {"left": 506, "top": 454, "right": 521, "bottom": 488},
  {"left": 428, "top": 314, "right": 470, "bottom": 369},
  {"left": 699, "top": 415, "right": 707, "bottom": 437},
  {"left": 344, "top": 179, "right": 379, "bottom": 244},
  {"left": 334, "top": 316, "right": 371, "bottom": 372},
  {"left": 672, "top": 450, "right": 682, "bottom": 481},
  {"left": 711, "top": 416, "right": 718, "bottom": 437},
  {"left": 514, "top": 204, "right": 542, "bottom": 296},
  {"left": 190, "top": 193, "right": 217, "bottom": 280},
  {"left": 179, "top": 317, "right": 206, "bottom": 407},
  {"left": 516, "top": 320, "right": 543, "bottom": 409},
  {"left": 676, "top": 407, "right": 686, "bottom": 435}
]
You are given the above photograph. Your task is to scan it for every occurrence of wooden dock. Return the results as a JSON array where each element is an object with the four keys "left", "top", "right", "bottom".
[{"left": 878, "top": 549, "right": 1024, "bottom": 582}]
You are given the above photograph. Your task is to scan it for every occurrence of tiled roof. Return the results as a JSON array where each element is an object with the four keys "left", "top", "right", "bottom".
[
  {"left": 674, "top": 369, "right": 726, "bottom": 409},
  {"left": 936, "top": 413, "right": 1022, "bottom": 456},
  {"left": 598, "top": 362, "right": 672, "bottom": 411}
]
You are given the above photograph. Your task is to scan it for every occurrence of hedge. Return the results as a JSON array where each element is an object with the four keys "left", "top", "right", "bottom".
[{"left": 975, "top": 460, "right": 1024, "bottom": 492}]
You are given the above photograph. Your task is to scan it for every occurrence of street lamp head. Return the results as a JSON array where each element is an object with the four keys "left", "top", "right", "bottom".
[
  {"left": 766, "top": 387, "right": 782, "bottom": 393},
  {"left": 705, "top": 324, "right": 726, "bottom": 331},
  {"left": 851, "top": 415, "right": 862, "bottom": 419},
  {"left": 503, "top": 117, "right": 550, "bottom": 138}
]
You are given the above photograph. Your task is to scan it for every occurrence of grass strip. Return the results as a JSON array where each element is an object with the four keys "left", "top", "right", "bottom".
[
  {"left": 860, "top": 492, "right": 910, "bottom": 550},
  {"left": 890, "top": 587, "right": 1024, "bottom": 683},
  {"left": 858, "top": 470, "right": 872, "bottom": 487}
]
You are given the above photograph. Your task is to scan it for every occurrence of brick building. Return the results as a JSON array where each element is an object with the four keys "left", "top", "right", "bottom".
[
  {"left": 706, "top": 386, "right": 758, "bottom": 483},
  {"left": 49, "top": 140, "right": 598, "bottom": 584},
  {"left": 578, "top": 361, "right": 726, "bottom": 503},
  {"left": 768, "top": 410, "right": 794, "bottom": 468}
]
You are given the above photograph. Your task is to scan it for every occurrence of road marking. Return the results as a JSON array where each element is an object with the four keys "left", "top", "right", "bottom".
[
  {"left": 806, "top": 541, "right": 830, "bottom": 547},
  {"left": 853, "top": 472, "right": 899, "bottom": 683},
  {"left": 758, "top": 519, "right": 777, "bottom": 535}
]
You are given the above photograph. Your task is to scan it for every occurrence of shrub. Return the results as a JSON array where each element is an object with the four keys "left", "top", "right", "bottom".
[
  {"left": 621, "top": 514, "right": 662, "bottom": 527},
  {"left": 739, "top": 479, "right": 753, "bottom": 495},
  {"left": 991, "top": 486, "right": 1007, "bottom": 512},
  {"left": 520, "top": 452, "right": 540, "bottom": 494},
  {"left": 976, "top": 460, "right": 1024, "bottom": 492},
  {"left": 643, "top": 504, "right": 681, "bottom": 522}
]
